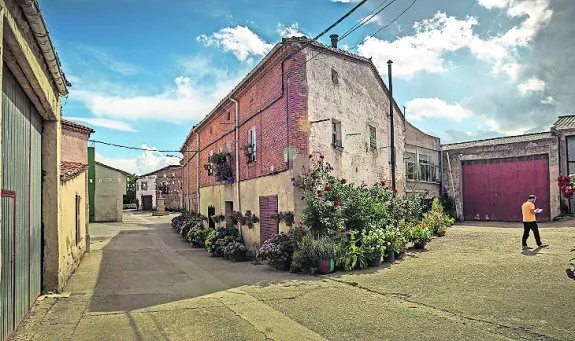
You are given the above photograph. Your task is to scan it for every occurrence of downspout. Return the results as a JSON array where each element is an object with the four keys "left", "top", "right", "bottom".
[
  {"left": 195, "top": 132, "right": 200, "bottom": 213},
  {"left": 446, "top": 151, "right": 459, "bottom": 219},
  {"left": 229, "top": 97, "right": 242, "bottom": 238}
]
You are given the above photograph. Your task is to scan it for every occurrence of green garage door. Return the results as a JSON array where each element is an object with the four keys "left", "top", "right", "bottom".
[{"left": 1, "top": 65, "right": 42, "bottom": 339}]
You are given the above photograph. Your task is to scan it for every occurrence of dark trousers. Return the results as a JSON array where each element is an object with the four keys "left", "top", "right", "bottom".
[{"left": 522, "top": 222, "right": 542, "bottom": 247}]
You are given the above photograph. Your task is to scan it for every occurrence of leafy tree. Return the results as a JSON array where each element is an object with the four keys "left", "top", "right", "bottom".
[{"left": 123, "top": 174, "right": 137, "bottom": 204}]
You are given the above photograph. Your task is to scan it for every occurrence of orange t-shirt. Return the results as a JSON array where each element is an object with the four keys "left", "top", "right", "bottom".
[{"left": 521, "top": 201, "right": 536, "bottom": 222}]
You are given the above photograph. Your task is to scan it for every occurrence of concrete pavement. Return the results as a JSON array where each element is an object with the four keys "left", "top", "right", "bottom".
[{"left": 10, "top": 213, "right": 575, "bottom": 340}]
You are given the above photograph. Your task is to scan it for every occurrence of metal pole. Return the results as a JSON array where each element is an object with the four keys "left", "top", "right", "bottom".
[
  {"left": 446, "top": 151, "right": 460, "bottom": 219},
  {"left": 387, "top": 60, "right": 396, "bottom": 191}
]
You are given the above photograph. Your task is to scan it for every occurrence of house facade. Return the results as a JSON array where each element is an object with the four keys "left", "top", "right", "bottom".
[
  {"left": 59, "top": 119, "right": 93, "bottom": 290},
  {"left": 136, "top": 165, "right": 182, "bottom": 211},
  {"left": 93, "top": 162, "right": 128, "bottom": 222},
  {"left": 181, "top": 36, "right": 436, "bottom": 248},
  {"left": 440, "top": 115, "right": 575, "bottom": 222},
  {"left": 0, "top": 0, "right": 70, "bottom": 337}
]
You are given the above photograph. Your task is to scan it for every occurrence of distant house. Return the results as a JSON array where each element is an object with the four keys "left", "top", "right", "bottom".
[
  {"left": 58, "top": 119, "right": 93, "bottom": 288},
  {"left": 91, "top": 160, "right": 129, "bottom": 222},
  {"left": 136, "top": 165, "right": 182, "bottom": 211}
]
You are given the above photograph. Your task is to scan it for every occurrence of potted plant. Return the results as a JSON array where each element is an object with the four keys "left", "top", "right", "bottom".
[
  {"left": 410, "top": 222, "right": 432, "bottom": 249},
  {"left": 274, "top": 211, "right": 295, "bottom": 227},
  {"left": 242, "top": 144, "right": 254, "bottom": 156},
  {"left": 224, "top": 241, "right": 247, "bottom": 262},
  {"left": 240, "top": 210, "right": 260, "bottom": 228},
  {"left": 256, "top": 233, "right": 295, "bottom": 270},
  {"left": 335, "top": 232, "right": 368, "bottom": 271},
  {"left": 361, "top": 229, "right": 386, "bottom": 267}
]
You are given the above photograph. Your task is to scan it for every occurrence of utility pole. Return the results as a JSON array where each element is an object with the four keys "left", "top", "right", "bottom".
[{"left": 388, "top": 60, "right": 396, "bottom": 191}]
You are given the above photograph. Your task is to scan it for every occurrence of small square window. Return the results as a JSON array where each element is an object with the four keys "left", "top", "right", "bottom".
[
  {"left": 331, "top": 68, "right": 339, "bottom": 85},
  {"left": 332, "top": 119, "right": 342, "bottom": 149},
  {"left": 369, "top": 125, "right": 377, "bottom": 149}
]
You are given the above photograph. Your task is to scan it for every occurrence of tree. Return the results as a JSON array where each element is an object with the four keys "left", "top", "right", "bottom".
[{"left": 124, "top": 174, "right": 137, "bottom": 204}]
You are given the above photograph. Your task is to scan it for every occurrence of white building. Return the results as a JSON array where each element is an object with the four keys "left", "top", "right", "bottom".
[{"left": 136, "top": 175, "right": 157, "bottom": 211}]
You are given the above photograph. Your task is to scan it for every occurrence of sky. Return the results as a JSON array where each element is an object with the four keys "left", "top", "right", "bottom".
[{"left": 40, "top": 0, "right": 573, "bottom": 175}]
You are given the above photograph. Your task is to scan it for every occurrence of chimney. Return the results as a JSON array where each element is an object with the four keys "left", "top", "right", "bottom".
[{"left": 330, "top": 34, "right": 339, "bottom": 48}]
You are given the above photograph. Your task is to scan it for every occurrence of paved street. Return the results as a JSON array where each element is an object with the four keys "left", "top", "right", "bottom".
[{"left": 11, "top": 212, "right": 575, "bottom": 340}]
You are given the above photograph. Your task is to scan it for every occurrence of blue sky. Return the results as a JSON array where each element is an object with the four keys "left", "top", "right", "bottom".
[{"left": 41, "top": 0, "right": 568, "bottom": 174}]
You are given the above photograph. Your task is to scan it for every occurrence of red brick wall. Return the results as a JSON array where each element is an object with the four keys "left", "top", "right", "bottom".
[
  {"left": 154, "top": 166, "right": 182, "bottom": 209},
  {"left": 181, "top": 42, "right": 309, "bottom": 201}
]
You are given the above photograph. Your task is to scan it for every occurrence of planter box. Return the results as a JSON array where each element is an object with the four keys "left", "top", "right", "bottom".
[
  {"left": 413, "top": 241, "right": 427, "bottom": 249},
  {"left": 384, "top": 252, "right": 395, "bottom": 262},
  {"left": 369, "top": 255, "right": 382, "bottom": 267}
]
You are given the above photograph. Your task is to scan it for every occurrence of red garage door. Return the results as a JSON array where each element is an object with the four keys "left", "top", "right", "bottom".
[{"left": 462, "top": 155, "right": 550, "bottom": 222}]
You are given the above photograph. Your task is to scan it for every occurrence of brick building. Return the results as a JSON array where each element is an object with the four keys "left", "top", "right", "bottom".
[
  {"left": 180, "top": 36, "right": 437, "bottom": 247},
  {"left": 137, "top": 165, "right": 182, "bottom": 211},
  {"left": 441, "top": 115, "right": 575, "bottom": 223}
]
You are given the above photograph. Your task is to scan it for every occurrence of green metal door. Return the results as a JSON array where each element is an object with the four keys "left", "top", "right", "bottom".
[{"left": 1, "top": 65, "right": 42, "bottom": 340}]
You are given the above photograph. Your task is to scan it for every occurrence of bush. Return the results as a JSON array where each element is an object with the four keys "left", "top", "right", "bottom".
[
  {"left": 422, "top": 198, "right": 455, "bottom": 236},
  {"left": 187, "top": 226, "right": 210, "bottom": 247},
  {"left": 290, "top": 236, "right": 335, "bottom": 274},
  {"left": 223, "top": 241, "right": 247, "bottom": 261},
  {"left": 205, "top": 226, "right": 240, "bottom": 256},
  {"left": 439, "top": 192, "right": 457, "bottom": 220},
  {"left": 409, "top": 222, "right": 433, "bottom": 246},
  {"left": 335, "top": 232, "right": 368, "bottom": 271},
  {"left": 256, "top": 233, "right": 295, "bottom": 270},
  {"left": 360, "top": 228, "right": 387, "bottom": 261}
]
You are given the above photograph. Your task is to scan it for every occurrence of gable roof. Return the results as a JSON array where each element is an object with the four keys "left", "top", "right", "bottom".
[
  {"left": 180, "top": 36, "right": 414, "bottom": 151},
  {"left": 442, "top": 132, "right": 553, "bottom": 151},
  {"left": 60, "top": 161, "right": 88, "bottom": 182},
  {"left": 62, "top": 119, "right": 94, "bottom": 135},
  {"left": 139, "top": 164, "right": 182, "bottom": 178},
  {"left": 95, "top": 161, "right": 131, "bottom": 176}
]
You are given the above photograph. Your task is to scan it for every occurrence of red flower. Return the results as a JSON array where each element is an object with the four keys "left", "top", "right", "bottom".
[
  {"left": 325, "top": 185, "right": 332, "bottom": 191},
  {"left": 380, "top": 180, "right": 386, "bottom": 186},
  {"left": 329, "top": 179, "right": 335, "bottom": 184},
  {"left": 339, "top": 227, "right": 347, "bottom": 233},
  {"left": 317, "top": 191, "right": 323, "bottom": 197},
  {"left": 340, "top": 178, "right": 347, "bottom": 184},
  {"left": 334, "top": 201, "right": 341, "bottom": 207},
  {"left": 557, "top": 176, "right": 563, "bottom": 181}
]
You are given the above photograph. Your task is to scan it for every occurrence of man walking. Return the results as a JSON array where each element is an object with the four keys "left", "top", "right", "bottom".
[{"left": 521, "top": 195, "right": 548, "bottom": 250}]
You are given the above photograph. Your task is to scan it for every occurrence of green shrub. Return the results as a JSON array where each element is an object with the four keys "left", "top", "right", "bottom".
[
  {"left": 409, "top": 222, "right": 433, "bottom": 245},
  {"left": 335, "top": 232, "right": 368, "bottom": 271},
  {"left": 187, "top": 226, "right": 210, "bottom": 247},
  {"left": 422, "top": 198, "right": 455, "bottom": 236},
  {"left": 290, "top": 236, "right": 335, "bottom": 274},
  {"left": 360, "top": 228, "right": 387, "bottom": 261}
]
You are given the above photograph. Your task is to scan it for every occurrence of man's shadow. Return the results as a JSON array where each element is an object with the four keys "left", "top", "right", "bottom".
[{"left": 521, "top": 246, "right": 546, "bottom": 256}]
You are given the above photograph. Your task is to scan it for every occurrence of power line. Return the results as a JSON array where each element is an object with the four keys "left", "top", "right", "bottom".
[
  {"left": 89, "top": 139, "right": 194, "bottom": 155},
  {"left": 349, "top": 0, "right": 418, "bottom": 51},
  {"left": 340, "top": 0, "right": 400, "bottom": 41},
  {"left": 340, "top": 0, "right": 391, "bottom": 39}
]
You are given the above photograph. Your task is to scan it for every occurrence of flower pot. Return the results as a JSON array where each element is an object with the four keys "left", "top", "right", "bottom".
[
  {"left": 318, "top": 259, "right": 335, "bottom": 274},
  {"left": 394, "top": 251, "right": 405, "bottom": 259},
  {"left": 437, "top": 230, "right": 446, "bottom": 237},
  {"left": 228, "top": 252, "right": 246, "bottom": 262},
  {"left": 369, "top": 254, "right": 383, "bottom": 267},
  {"left": 384, "top": 252, "right": 395, "bottom": 262},
  {"left": 414, "top": 241, "right": 427, "bottom": 249}
]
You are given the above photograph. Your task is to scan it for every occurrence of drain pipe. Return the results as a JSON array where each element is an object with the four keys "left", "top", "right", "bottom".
[
  {"left": 229, "top": 96, "right": 242, "bottom": 238},
  {"left": 195, "top": 132, "right": 200, "bottom": 212},
  {"left": 446, "top": 151, "right": 459, "bottom": 219}
]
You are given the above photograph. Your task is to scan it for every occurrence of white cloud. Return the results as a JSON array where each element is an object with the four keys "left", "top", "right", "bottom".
[
  {"left": 360, "top": 13, "right": 385, "bottom": 26},
  {"left": 65, "top": 117, "right": 136, "bottom": 132},
  {"left": 358, "top": 12, "right": 478, "bottom": 79},
  {"left": 95, "top": 145, "right": 181, "bottom": 175},
  {"left": 197, "top": 26, "right": 273, "bottom": 61},
  {"left": 277, "top": 23, "right": 305, "bottom": 38},
  {"left": 406, "top": 97, "right": 472, "bottom": 121},
  {"left": 78, "top": 46, "right": 138, "bottom": 76},
  {"left": 71, "top": 57, "right": 246, "bottom": 123},
  {"left": 517, "top": 77, "right": 545, "bottom": 95},
  {"left": 541, "top": 96, "right": 556, "bottom": 105},
  {"left": 358, "top": 1, "right": 552, "bottom": 80}
]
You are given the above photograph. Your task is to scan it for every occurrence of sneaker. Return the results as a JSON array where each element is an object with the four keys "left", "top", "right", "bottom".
[
  {"left": 522, "top": 246, "right": 532, "bottom": 250},
  {"left": 538, "top": 244, "right": 548, "bottom": 248}
]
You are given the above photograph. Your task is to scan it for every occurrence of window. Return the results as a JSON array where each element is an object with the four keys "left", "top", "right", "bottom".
[
  {"left": 227, "top": 111, "right": 231, "bottom": 120},
  {"left": 141, "top": 182, "right": 148, "bottom": 191},
  {"left": 331, "top": 68, "right": 339, "bottom": 85},
  {"left": 247, "top": 128, "right": 257, "bottom": 163},
  {"left": 332, "top": 119, "right": 342, "bottom": 149},
  {"left": 75, "top": 195, "right": 81, "bottom": 245},
  {"left": 405, "top": 152, "right": 417, "bottom": 180},
  {"left": 369, "top": 125, "right": 377, "bottom": 149},
  {"left": 404, "top": 149, "right": 440, "bottom": 183},
  {"left": 160, "top": 182, "right": 169, "bottom": 194}
]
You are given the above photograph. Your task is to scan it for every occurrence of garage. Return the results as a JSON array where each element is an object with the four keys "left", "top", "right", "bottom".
[
  {"left": 1, "top": 65, "right": 43, "bottom": 338},
  {"left": 462, "top": 155, "right": 550, "bottom": 222}
]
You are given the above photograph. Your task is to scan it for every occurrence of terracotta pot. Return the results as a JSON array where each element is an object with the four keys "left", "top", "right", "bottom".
[{"left": 318, "top": 259, "right": 335, "bottom": 274}]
